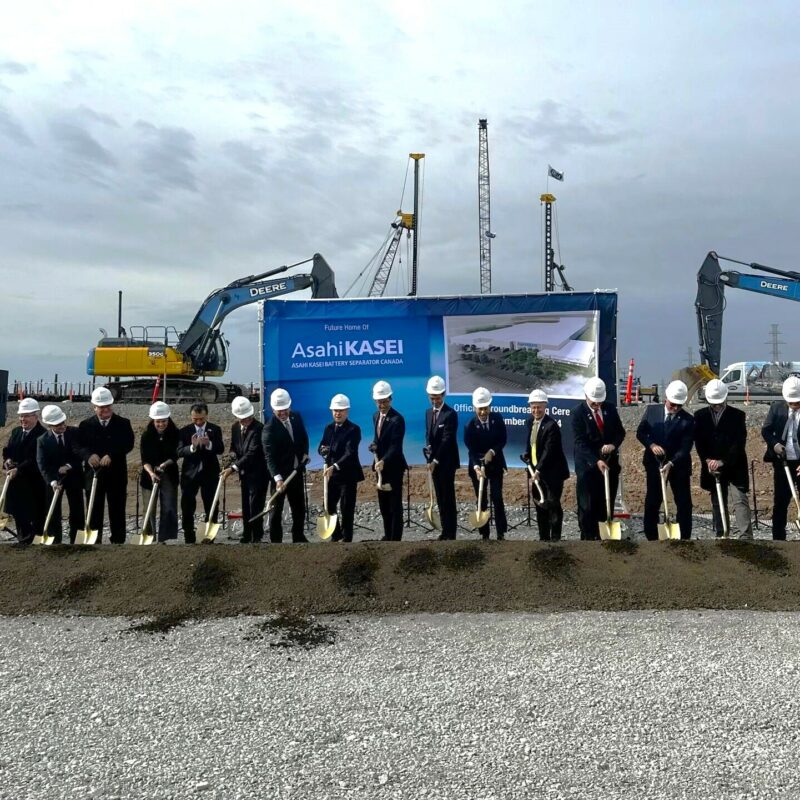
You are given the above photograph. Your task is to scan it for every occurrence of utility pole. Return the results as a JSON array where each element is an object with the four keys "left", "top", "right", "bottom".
[
  {"left": 686, "top": 346, "right": 695, "bottom": 367},
  {"left": 478, "top": 119, "right": 494, "bottom": 294},
  {"left": 409, "top": 153, "right": 425, "bottom": 296},
  {"left": 766, "top": 323, "right": 785, "bottom": 361}
]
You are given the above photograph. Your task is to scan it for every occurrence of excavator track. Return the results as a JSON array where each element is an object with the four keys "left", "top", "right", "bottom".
[{"left": 107, "top": 380, "right": 245, "bottom": 404}]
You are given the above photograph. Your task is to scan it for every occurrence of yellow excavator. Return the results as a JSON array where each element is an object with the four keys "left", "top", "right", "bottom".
[{"left": 87, "top": 254, "right": 337, "bottom": 402}]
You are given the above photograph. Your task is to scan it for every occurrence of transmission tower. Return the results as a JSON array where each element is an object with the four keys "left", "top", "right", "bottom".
[
  {"left": 478, "top": 119, "right": 494, "bottom": 294},
  {"left": 766, "top": 323, "right": 785, "bottom": 361}
]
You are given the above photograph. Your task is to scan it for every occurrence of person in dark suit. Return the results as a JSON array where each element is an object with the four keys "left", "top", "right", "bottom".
[
  {"left": 139, "top": 402, "right": 180, "bottom": 543},
  {"left": 761, "top": 376, "right": 800, "bottom": 540},
  {"left": 424, "top": 375, "right": 460, "bottom": 540},
  {"left": 318, "top": 393, "right": 364, "bottom": 542},
  {"left": 694, "top": 379, "right": 751, "bottom": 539},
  {"left": 464, "top": 387, "right": 508, "bottom": 540},
  {"left": 177, "top": 402, "right": 225, "bottom": 544},
  {"left": 37, "top": 404, "right": 83, "bottom": 544},
  {"left": 262, "top": 388, "right": 310, "bottom": 544},
  {"left": 223, "top": 395, "right": 268, "bottom": 544},
  {"left": 636, "top": 380, "right": 695, "bottom": 540},
  {"left": 571, "top": 377, "right": 626, "bottom": 540},
  {"left": 520, "top": 389, "right": 570, "bottom": 541},
  {"left": 2, "top": 397, "right": 46, "bottom": 544},
  {"left": 370, "top": 380, "right": 407, "bottom": 541},
  {"left": 76, "top": 387, "right": 135, "bottom": 544}
]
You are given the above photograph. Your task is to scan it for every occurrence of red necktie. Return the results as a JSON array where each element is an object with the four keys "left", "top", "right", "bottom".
[{"left": 594, "top": 409, "right": 604, "bottom": 433}]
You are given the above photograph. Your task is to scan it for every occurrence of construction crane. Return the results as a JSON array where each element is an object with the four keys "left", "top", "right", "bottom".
[
  {"left": 541, "top": 193, "right": 573, "bottom": 292},
  {"left": 478, "top": 119, "right": 495, "bottom": 294},
  {"left": 368, "top": 213, "right": 414, "bottom": 297},
  {"left": 87, "top": 254, "right": 337, "bottom": 402}
]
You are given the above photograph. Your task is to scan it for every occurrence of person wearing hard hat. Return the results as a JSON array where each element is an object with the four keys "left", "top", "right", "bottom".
[
  {"left": 176, "top": 402, "right": 225, "bottom": 544},
  {"left": 318, "top": 394, "right": 364, "bottom": 542},
  {"left": 2, "top": 398, "right": 46, "bottom": 544},
  {"left": 424, "top": 375, "right": 460, "bottom": 540},
  {"left": 464, "top": 387, "right": 508, "bottom": 540},
  {"left": 261, "top": 388, "right": 310, "bottom": 544},
  {"left": 571, "top": 377, "right": 626, "bottom": 540},
  {"left": 694, "top": 379, "right": 752, "bottom": 539},
  {"left": 36, "top": 404, "right": 83, "bottom": 544},
  {"left": 520, "top": 389, "right": 570, "bottom": 541},
  {"left": 761, "top": 375, "right": 800, "bottom": 539},
  {"left": 223, "top": 396, "right": 269, "bottom": 544},
  {"left": 369, "top": 380, "right": 408, "bottom": 541},
  {"left": 139, "top": 402, "right": 180, "bottom": 543},
  {"left": 76, "top": 386, "right": 135, "bottom": 543},
  {"left": 635, "top": 380, "right": 695, "bottom": 540}
]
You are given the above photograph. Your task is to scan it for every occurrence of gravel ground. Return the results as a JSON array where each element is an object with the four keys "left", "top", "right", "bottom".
[{"left": 2, "top": 611, "right": 800, "bottom": 799}]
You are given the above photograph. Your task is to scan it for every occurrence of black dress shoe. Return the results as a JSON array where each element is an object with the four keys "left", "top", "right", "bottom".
[
  {"left": 293, "top": 536, "right": 309, "bottom": 544},
  {"left": 331, "top": 531, "right": 343, "bottom": 542},
  {"left": 497, "top": 533, "right": 505, "bottom": 541},
  {"left": 380, "top": 536, "right": 391, "bottom": 541}
]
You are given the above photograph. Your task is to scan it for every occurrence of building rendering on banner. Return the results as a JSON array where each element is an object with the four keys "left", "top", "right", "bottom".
[{"left": 449, "top": 315, "right": 594, "bottom": 367}]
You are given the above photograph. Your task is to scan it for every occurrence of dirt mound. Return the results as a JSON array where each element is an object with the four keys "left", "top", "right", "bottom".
[{"left": 2, "top": 539, "right": 800, "bottom": 618}]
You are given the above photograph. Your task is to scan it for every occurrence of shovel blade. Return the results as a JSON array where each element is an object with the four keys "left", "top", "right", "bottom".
[
  {"left": 426, "top": 507, "right": 442, "bottom": 531},
  {"left": 316, "top": 513, "right": 338, "bottom": 540},
  {"left": 377, "top": 483, "right": 392, "bottom": 492},
  {"left": 75, "top": 529, "right": 97, "bottom": 546},
  {"left": 201, "top": 522, "right": 220, "bottom": 543},
  {"left": 84, "top": 529, "right": 98, "bottom": 546},
  {"left": 599, "top": 521, "right": 622, "bottom": 541},
  {"left": 657, "top": 523, "right": 670, "bottom": 541},
  {"left": 0, "top": 512, "right": 10, "bottom": 530},
  {"left": 32, "top": 534, "right": 46, "bottom": 546},
  {"left": 130, "top": 532, "right": 153, "bottom": 546},
  {"left": 43, "top": 535, "right": 55, "bottom": 546},
  {"left": 469, "top": 510, "right": 490, "bottom": 530}
]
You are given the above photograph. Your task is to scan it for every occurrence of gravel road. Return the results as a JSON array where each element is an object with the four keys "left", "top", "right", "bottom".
[{"left": 2, "top": 611, "right": 800, "bottom": 799}]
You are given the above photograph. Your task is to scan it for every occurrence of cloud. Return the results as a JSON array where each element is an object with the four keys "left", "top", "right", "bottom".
[
  {"left": 0, "top": 103, "right": 33, "bottom": 146},
  {"left": 76, "top": 105, "right": 120, "bottom": 128},
  {"left": 221, "top": 139, "right": 267, "bottom": 176},
  {"left": 136, "top": 122, "right": 198, "bottom": 193},
  {"left": 48, "top": 119, "right": 117, "bottom": 167},
  {"left": 0, "top": 61, "right": 28, "bottom": 75}
]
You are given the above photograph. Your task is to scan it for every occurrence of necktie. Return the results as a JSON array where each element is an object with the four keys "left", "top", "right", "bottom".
[
  {"left": 665, "top": 413, "right": 675, "bottom": 427},
  {"left": 284, "top": 418, "right": 294, "bottom": 441},
  {"left": 594, "top": 409, "right": 604, "bottom": 433},
  {"left": 530, "top": 420, "right": 540, "bottom": 465},
  {"left": 377, "top": 415, "right": 385, "bottom": 436},
  {"left": 57, "top": 433, "right": 64, "bottom": 448},
  {"left": 432, "top": 408, "right": 439, "bottom": 429}
]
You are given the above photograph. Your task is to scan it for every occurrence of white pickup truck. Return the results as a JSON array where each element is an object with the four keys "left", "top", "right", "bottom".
[{"left": 708, "top": 361, "right": 800, "bottom": 402}]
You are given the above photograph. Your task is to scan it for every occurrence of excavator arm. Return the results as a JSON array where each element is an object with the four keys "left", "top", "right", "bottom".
[{"left": 178, "top": 253, "right": 337, "bottom": 372}]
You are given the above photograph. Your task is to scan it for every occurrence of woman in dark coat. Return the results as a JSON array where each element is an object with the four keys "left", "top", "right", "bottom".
[{"left": 140, "top": 402, "right": 180, "bottom": 542}]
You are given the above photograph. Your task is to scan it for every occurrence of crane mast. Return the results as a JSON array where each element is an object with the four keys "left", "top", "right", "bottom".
[{"left": 478, "top": 119, "right": 492, "bottom": 294}]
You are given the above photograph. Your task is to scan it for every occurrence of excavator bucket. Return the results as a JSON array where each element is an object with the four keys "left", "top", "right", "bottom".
[{"left": 673, "top": 364, "right": 717, "bottom": 403}]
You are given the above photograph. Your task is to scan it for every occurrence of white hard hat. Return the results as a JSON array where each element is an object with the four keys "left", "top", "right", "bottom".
[
  {"left": 426, "top": 375, "right": 446, "bottom": 394},
  {"left": 149, "top": 401, "right": 171, "bottom": 420},
  {"left": 783, "top": 376, "right": 800, "bottom": 403},
  {"left": 584, "top": 377, "right": 607, "bottom": 403},
  {"left": 270, "top": 388, "right": 292, "bottom": 410},
  {"left": 41, "top": 404, "right": 66, "bottom": 426},
  {"left": 231, "top": 396, "right": 255, "bottom": 419},
  {"left": 472, "top": 387, "right": 492, "bottom": 408},
  {"left": 372, "top": 380, "right": 393, "bottom": 400},
  {"left": 665, "top": 380, "right": 688, "bottom": 405},
  {"left": 704, "top": 379, "right": 728, "bottom": 404},
  {"left": 91, "top": 386, "right": 114, "bottom": 407},
  {"left": 528, "top": 389, "right": 548, "bottom": 404},
  {"left": 330, "top": 393, "right": 350, "bottom": 410},
  {"left": 18, "top": 397, "right": 40, "bottom": 415}
]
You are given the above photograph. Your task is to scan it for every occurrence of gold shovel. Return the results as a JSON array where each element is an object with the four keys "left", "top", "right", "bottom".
[
  {"left": 425, "top": 468, "right": 442, "bottom": 530},
  {"left": 526, "top": 465, "right": 547, "bottom": 507},
  {"left": 249, "top": 469, "right": 299, "bottom": 522},
  {"left": 0, "top": 472, "right": 12, "bottom": 530},
  {"left": 598, "top": 467, "right": 622, "bottom": 540},
  {"left": 34, "top": 485, "right": 61, "bottom": 546},
  {"left": 713, "top": 472, "right": 729, "bottom": 538},
  {"left": 131, "top": 483, "right": 158, "bottom": 546},
  {"left": 316, "top": 471, "right": 338, "bottom": 540},
  {"left": 782, "top": 460, "right": 800, "bottom": 533},
  {"left": 469, "top": 470, "right": 490, "bottom": 530},
  {"left": 375, "top": 460, "right": 392, "bottom": 492},
  {"left": 75, "top": 471, "right": 99, "bottom": 546},
  {"left": 657, "top": 467, "right": 681, "bottom": 540},
  {"left": 201, "top": 474, "right": 227, "bottom": 543}
]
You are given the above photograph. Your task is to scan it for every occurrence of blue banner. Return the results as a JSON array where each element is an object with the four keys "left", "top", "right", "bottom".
[{"left": 262, "top": 293, "right": 618, "bottom": 470}]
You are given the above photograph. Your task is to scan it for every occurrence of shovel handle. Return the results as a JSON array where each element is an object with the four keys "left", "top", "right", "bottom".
[
  {"left": 603, "top": 466, "right": 613, "bottom": 519},
  {"left": 783, "top": 463, "right": 800, "bottom": 513},
  {"left": 659, "top": 467, "right": 671, "bottom": 519},
  {"left": 43, "top": 485, "right": 63, "bottom": 532},
  {"left": 0, "top": 472, "right": 11, "bottom": 513},
  {"left": 207, "top": 474, "right": 226, "bottom": 523},
  {"left": 141, "top": 483, "right": 160, "bottom": 533},
  {"left": 84, "top": 472, "right": 99, "bottom": 531},
  {"left": 713, "top": 473, "right": 729, "bottom": 536}
]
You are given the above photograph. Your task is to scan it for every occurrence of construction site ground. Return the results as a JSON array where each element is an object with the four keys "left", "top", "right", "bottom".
[{"left": 0, "top": 400, "right": 795, "bottom": 618}]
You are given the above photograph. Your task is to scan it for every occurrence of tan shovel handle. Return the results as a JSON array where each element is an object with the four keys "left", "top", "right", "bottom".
[
  {"left": 714, "top": 474, "right": 728, "bottom": 536},
  {"left": 84, "top": 473, "right": 99, "bottom": 530},
  {"left": 659, "top": 467, "right": 671, "bottom": 520},
  {"left": 603, "top": 466, "right": 613, "bottom": 519},
  {"left": 784, "top": 463, "right": 800, "bottom": 514},
  {"left": 0, "top": 472, "right": 11, "bottom": 513},
  {"left": 43, "top": 485, "right": 63, "bottom": 532},
  {"left": 323, "top": 470, "right": 329, "bottom": 510},
  {"left": 207, "top": 474, "right": 226, "bottom": 524},
  {"left": 141, "top": 483, "right": 160, "bottom": 533}
]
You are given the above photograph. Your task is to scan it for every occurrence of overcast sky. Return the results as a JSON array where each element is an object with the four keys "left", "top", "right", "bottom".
[{"left": 1, "top": 1, "right": 799, "bottom": 389}]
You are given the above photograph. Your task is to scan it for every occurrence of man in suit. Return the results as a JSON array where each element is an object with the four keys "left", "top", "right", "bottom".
[
  {"left": 318, "top": 393, "right": 364, "bottom": 542},
  {"left": 76, "top": 387, "right": 135, "bottom": 544},
  {"left": 37, "top": 404, "right": 84, "bottom": 544},
  {"left": 571, "top": 377, "right": 626, "bottom": 540},
  {"left": 761, "top": 376, "right": 800, "bottom": 540},
  {"left": 694, "top": 379, "right": 752, "bottom": 539},
  {"left": 636, "top": 380, "right": 695, "bottom": 540},
  {"left": 521, "top": 389, "right": 570, "bottom": 541},
  {"left": 223, "top": 395, "right": 268, "bottom": 544},
  {"left": 424, "top": 375, "right": 460, "bottom": 540},
  {"left": 2, "top": 397, "right": 46, "bottom": 544},
  {"left": 370, "top": 380, "right": 407, "bottom": 541},
  {"left": 261, "top": 388, "right": 310, "bottom": 544},
  {"left": 464, "top": 387, "right": 508, "bottom": 540},
  {"left": 177, "top": 402, "right": 225, "bottom": 544}
]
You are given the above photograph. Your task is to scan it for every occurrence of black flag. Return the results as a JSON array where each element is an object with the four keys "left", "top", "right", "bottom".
[{"left": 548, "top": 165, "right": 564, "bottom": 181}]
